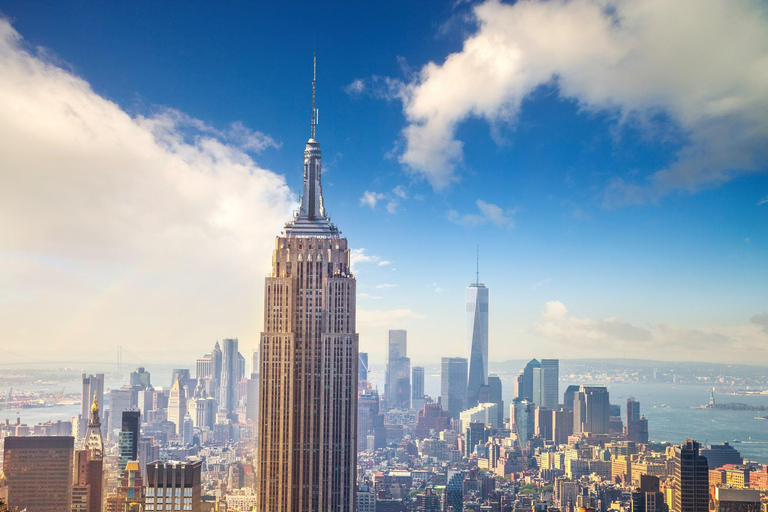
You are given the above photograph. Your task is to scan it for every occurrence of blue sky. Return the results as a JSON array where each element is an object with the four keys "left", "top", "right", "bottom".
[{"left": 0, "top": 0, "right": 766, "bottom": 366}]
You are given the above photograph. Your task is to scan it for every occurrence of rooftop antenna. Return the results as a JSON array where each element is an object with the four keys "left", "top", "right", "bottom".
[
  {"left": 311, "top": 49, "right": 317, "bottom": 140},
  {"left": 475, "top": 244, "right": 480, "bottom": 286}
]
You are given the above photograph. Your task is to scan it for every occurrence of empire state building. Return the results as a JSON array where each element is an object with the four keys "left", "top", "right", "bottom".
[{"left": 256, "top": 56, "right": 358, "bottom": 512}]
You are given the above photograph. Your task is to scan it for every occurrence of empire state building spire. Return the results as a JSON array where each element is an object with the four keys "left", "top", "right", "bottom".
[{"left": 285, "top": 52, "right": 338, "bottom": 237}]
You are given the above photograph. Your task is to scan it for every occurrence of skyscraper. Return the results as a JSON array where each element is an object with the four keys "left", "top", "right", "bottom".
[
  {"left": 358, "top": 352, "right": 369, "bottom": 384},
  {"left": 573, "top": 385, "right": 610, "bottom": 435},
  {"left": 412, "top": 366, "right": 425, "bottom": 401},
  {"left": 256, "top": 55, "right": 358, "bottom": 512},
  {"left": 466, "top": 260, "right": 489, "bottom": 409},
  {"left": 80, "top": 374, "right": 104, "bottom": 439},
  {"left": 532, "top": 359, "right": 559, "bottom": 410},
  {"left": 441, "top": 357, "right": 468, "bottom": 420},
  {"left": 71, "top": 393, "right": 104, "bottom": 512},
  {"left": 219, "top": 338, "right": 239, "bottom": 416},
  {"left": 386, "top": 329, "right": 411, "bottom": 410},
  {"left": 146, "top": 461, "right": 202, "bottom": 512},
  {"left": 673, "top": 439, "right": 709, "bottom": 512},
  {"left": 3, "top": 436, "right": 74, "bottom": 512},
  {"left": 118, "top": 410, "right": 140, "bottom": 478},
  {"left": 518, "top": 359, "right": 540, "bottom": 401},
  {"left": 626, "top": 397, "right": 649, "bottom": 443},
  {"left": 168, "top": 377, "right": 187, "bottom": 435},
  {"left": 129, "top": 367, "right": 151, "bottom": 390}
]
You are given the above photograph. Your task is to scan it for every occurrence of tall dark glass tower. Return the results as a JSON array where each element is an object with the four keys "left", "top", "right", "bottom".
[
  {"left": 256, "top": 55, "right": 358, "bottom": 512},
  {"left": 673, "top": 439, "right": 709, "bottom": 512}
]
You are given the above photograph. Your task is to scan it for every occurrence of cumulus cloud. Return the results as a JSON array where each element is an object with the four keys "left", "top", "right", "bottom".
[
  {"left": 532, "top": 302, "right": 768, "bottom": 363},
  {"left": 0, "top": 19, "right": 294, "bottom": 359},
  {"left": 395, "top": 0, "right": 768, "bottom": 199},
  {"left": 359, "top": 191, "right": 386, "bottom": 209},
  {"left": 350, "top": 248, "right": 392, "bottom": 272},
  {"left": 448, "top": 199, "right": 516, "bottom": 228}
]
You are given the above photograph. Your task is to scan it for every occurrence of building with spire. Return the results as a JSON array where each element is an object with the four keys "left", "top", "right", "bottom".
[
  {"left": 72, "top": 393, "right": 104, "bottom": 512},
  {"left": 256, "top": 54, "right": 358, "bottom": 512},
  {"left": 466, "top": 250, "right": 489, "bottom": 409}
]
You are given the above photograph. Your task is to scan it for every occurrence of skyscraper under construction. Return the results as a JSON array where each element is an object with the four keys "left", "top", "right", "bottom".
[{"left": 256, "top": 55, "right": 358, "bottom": 512}]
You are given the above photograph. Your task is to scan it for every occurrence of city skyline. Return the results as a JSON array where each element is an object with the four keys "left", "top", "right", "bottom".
[{"left": 1, "top": 1, "right": 767, "bottom": 366}]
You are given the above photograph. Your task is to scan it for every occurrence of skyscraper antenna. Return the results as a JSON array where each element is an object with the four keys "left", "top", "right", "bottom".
[
  {"left": 311, "top": 50, "right": 317, "bottom": 140},
  {"left": 476, "top": 244, "right": 480, "bottom": 285}
]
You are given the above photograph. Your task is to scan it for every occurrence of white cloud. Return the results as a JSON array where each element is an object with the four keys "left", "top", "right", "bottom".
[
  {"left": 350, "top": 248, "right": 392, "bottom": 272},
  {"left": 759, "top": 196, "right": 768, "bottom": 206},
  {"left": 385, "top": 200, "right": 399, "bottom": 214},
  {"left": 0, "top": 19, "right": 294, "bottom": 359},
  {"left": 345, "top": 78, "right": 365, "bottom": 95},
  {"left": 532, "top": 277, "right": 552, "bottom": 289},
  {"left": 375, "top": 283, "right": 398, "bottom": 289},
  {"left": 531, "top": 302, "right": 768, "bottom": 363},
  {"left": 395, "top": 0, "right": 768, "bottom": 200},
  {"left": 448, "top": 199, "right": 516, "bottom": 228},
  {"left": 392, "top": 185, "right": 408, "bottom": 199},
  {"left": 358, "top": 293, "right": 382, "bottom": 300},
  {"left": 359, "top": 190, "right": 386, "bottom": 209}
]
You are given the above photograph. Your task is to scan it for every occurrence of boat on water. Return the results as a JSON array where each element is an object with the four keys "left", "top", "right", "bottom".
[
  {"left": 755, "top": 416, "right": 768, "bottom": 421},
  {"left": 733, "top": 439, "right": 742, "bottom": 443}
]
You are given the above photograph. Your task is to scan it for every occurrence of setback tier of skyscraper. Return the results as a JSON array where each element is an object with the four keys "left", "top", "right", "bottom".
[{"left": 256, "top": 55, "right": 358, "bottom": 512}]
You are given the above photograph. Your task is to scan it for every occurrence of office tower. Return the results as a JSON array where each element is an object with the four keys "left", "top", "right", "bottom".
[
  {"left": 108, "top": 386, "right": 137, "bottom": 441},
  {"left": 168, "top": 378, "right": 187, "bottom": 434},
  {"left": 412, "top": 366, "right": 425, "bottom": 408},
  {"left": 535, "top": 407, "right": 553, "bottom": 441},
  {"left": 3, "top": 436, "right": 73, "bottom": 512},
  {"left": 445, "top": 471, "right": 464, "bottom": 512},
  {"left": 519, "top": 359, "right": 540, "bottom": 401},
  {"left": 118, "top": 410, "right": 140, "bottom": 478},
  {"left": 189, "top": 393, "right": 216, "bottom": 430},
  {"left": 172, "top": 368, "right": 193, "bottom": 395},
  {"left": 182, "top": 413, "right": 194, "bottom": 445},
  {"left": 466, "top": 262, "right": 489, "bottom": 409},
  {"left": 196, "top": 354, "right": 212, "bottom": 380},
  {"left": 512, "top": 399, "right": 535, "bottom": 446},
  {"left": 552, "top": 408, "right": 574, "bottom": 445},
  {"left": 700, "top": 442, "right": 743, "bottom": 469},
  {"left": 414, "top": 403, "right": 451, "bottom": 440},
  {"left": 129, "top": 367, "right": 151, "bottom": 390},
  {"left": 105, "top": 460, "right": 145, "bottom": 512},
  {"left": 626, "top": 397, "right": 649, "bottom": 443},
  {"left": 487, "top": 375, "right": 504, "bottom": 426},
  {"left": 212, "top": 341, "right": 223, "bottom": 381},
  {"left": 441, "top": 357, "right": 468, "bottom": 420},
  {"left": 145, "top": 461, "right": 202, "bottom": 512},
  {"left": 573, "top": 385, "right": 610, "bottom": 435},
  {"left": 80, "top": 374, "right": 104, "bottom": 439},
  {"left": 563, "top": 384, "right": 580, "bottom": 411},
  {"left": 465, "top": 421, "right": 488, "bottom": 456},
  {"left": 713, "top": 488, "right": 761, "bottom": 512},
  {"left": 219, "top": 338, "right": 239, "bottom": 416},
  {"left": 357, "top": 485, "right": 376, "bottom": 512},
  {"left": 71, "top": 393, "right": 104, "bottom": 512},
  {"left": 532, "top": 359, "right": 559, "bottom": 410},
  {"left": 358, "top": 352, "right": 369, "bottom": 383},
  {"left": 256, "top": 57, "right": 358, "bottom": 512},
  {"left": 246, "top": 371, "right": 260, "bottom": 424},
  {"left": 386, "top": 329, "right": 411, "bottom": 410},
  {"left": 631, "top": 475, "right": 667, "bottom": 512},
  {"left": 357, "top": 390, "right": 382, "bottom": 448},
  {"left": 460, "top": 403, "right": 500, "bottom": 428},
  {"left": 673, "top": 439, "right": 709, "bottom": 512}
]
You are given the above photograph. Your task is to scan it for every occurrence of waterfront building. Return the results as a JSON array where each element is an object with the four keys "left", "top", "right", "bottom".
[
  {"left": 3, "top": 436, "right": 73, "bottom": 512},
  {"left": 386, "top": 329, "right": 411, "bottom": 410},
  {"left": 441, "top": 357, "right": 468, "bottom": 420},
  {"left": 627, "top": 397, "right": 650, "bottom": 443},
  {"left": 465, "top": 266, "right": 489, "bottom": 409},
  {"left": 673, "top": 439, "right": 709, "bottom": 512},
  {"left": 701, "top": 442, "right": 743, "bottom": 469},
  {"left": 256, "top": 56, "right": 358, "bottom": 512},
  {"left": 129, "top": 367, "right": 151, "bottom": 390}
]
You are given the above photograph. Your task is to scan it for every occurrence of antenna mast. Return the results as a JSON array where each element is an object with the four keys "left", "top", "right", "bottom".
[
  {"left": 476, "top": 244, "right": 480, "bottom": 285},
  {"left": 311, "top": 51, "right": 317, "bottom": 140}
]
